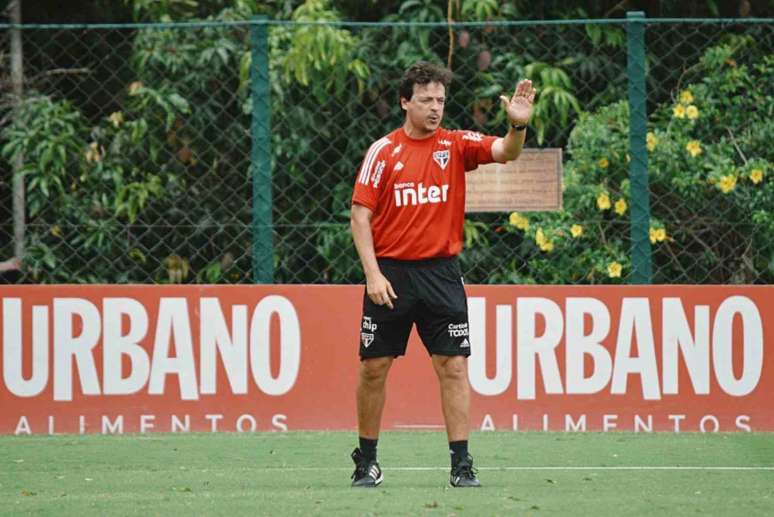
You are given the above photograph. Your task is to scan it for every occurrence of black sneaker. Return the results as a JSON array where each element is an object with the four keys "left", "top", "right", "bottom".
[
  {"left": 450, "top": 454, "right": 481, "bottom": 488},
  {"left": 351, "top": 448, "right": 383, "bottom": 488}
]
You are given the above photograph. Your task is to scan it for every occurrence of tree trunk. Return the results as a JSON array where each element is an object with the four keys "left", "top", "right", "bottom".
[{"left": 10, "top": 0, "right": 25, "bottom": 264}]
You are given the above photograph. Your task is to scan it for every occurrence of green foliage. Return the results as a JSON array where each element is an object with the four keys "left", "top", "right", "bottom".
[
  {"left": 128, "top": 0, "right": 199, "bottom": 21},
  {"left": 585, "top": 23, "right": 626, "bottom": 48},
  {"left": 524, "top": 61, "right": 582, "bottom": 144},
  {"left": 646, "top": 36, "right": 773, "bottom": 283},
  {"left": 1, "top": 6, "right": 251, "bottom": 282},
  {"left": 274, "top": 0, "right": 370, "bottom": 101},
  {"left": 499, "top": 101, "right": 633, "bottom": 283},
  {"left": 115, "top": 175, "right": 163, "bottom": 223},
  {"left": 0, "top": 89, "right": 188, "bottom": 281},
  {"left": 4, "top": 1, "right": 770, "bottom": 284},
  {"left": 397, "top": 0, "right": 445, "bottom": 22},
  {"left": 314, "top": 181, "right": 360, "bottom": 283},
  {"left": 486, "top": 36, "right": 773, "bottom": 284},
  {"left": 460, "top": 0, "right": 499, "bottom": 21},
  {"left": 126, "top": 0, "right": 257, "bottom": 21},
  {"left": 2, "top": 97, "right": 85, "bottom": 214}
]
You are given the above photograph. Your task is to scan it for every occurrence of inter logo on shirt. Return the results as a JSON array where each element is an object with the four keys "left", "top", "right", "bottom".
[
  {"left": 433, "top": 150, "right": 450, "bottom": 170},
  {"left": 393, "top": 182, "right": 449, "bottom": 207}
]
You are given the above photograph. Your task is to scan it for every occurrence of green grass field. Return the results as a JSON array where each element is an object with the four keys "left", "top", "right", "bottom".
[{"left": 2, "top": 431, "right": 773, "bottom": 516}]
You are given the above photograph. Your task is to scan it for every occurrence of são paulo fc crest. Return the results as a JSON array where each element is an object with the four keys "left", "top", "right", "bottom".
[{"left": 433, "top": 150, "right": 450, "bottom": 170}]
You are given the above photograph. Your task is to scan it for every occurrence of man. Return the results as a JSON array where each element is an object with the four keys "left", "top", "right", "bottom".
[{"left": 349, "top": 61, "right": 535, "bottom": 488}]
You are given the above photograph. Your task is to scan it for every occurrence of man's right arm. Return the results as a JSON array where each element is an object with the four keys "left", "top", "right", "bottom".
[{"left": 351, "top": 203, "right": 397, "bottom": 309}]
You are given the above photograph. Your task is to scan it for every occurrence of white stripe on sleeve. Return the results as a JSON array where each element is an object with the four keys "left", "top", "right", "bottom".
[{"left": 358, "top": 138, "right": 390, "bottom": 185}]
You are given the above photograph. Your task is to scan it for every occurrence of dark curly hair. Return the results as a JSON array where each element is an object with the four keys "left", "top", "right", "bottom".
[{"left": 398, "top": 61, "right": 452, "bottom": 103}]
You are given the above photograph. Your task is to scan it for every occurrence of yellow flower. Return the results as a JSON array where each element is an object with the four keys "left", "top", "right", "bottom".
[
  {"left": 535, "top": 228, "right": 554, "bottom": 252},
  {"left": 50, "top": 225, "right": 63, "bottom": 238},
  {"left": 535, "top": 228, "right": 546, "bottom": 247},
  {"left": 673, "top": 104, "right": 686, "bottom": 119},
  {"left": 596, "top": 192, "right": 611, "bottom": 210},
  {"left": 646, "top": 132, "right": 658, "bottom": 152},
  {"left": 598, "top": 158, "right": 609, "bottom": 169},
  {"left": 570, "top": 224, "right": 583, "bottom": 238},
  {"left": 535, "top": 228, "right": 553, "bottom": 252},
  {"left": 649, "top": 227, "right": 667, "bottom": 244},
  {"left": 719, "top": 175, "right": 737, "bottom": 194},
  {"left": 686, "top": 105, "right": 699, "bottom": 120},
  {"left": 679, "top": 90, "right": 694, "bottom": 104},
  {"left": 607, "top": 262, "right": 623, "bottom": 278},
  {"left": 686, "top": 140, "right": 702, "bottom": 157},
  {"left": 614, "top": 198, "right": 627, "bottom": 216},
  {"left": 85, "top": 141, "right": 102, "bottom": 163},
  {"left": 509, "top": 212, "right": 529, "bottom": 230},
  {"left": 750, "top": 169, "right": 764, "bottom": 184},
  {"left": 108, "top": 111, "right": 124, "bottom": 128}
]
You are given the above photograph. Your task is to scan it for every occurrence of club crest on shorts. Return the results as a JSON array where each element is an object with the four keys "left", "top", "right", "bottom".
[
  {"left": 361, "top": 332, "right": 375, "bottom": 348},
  {"left": 433, "top": 150, "right": 450, "bottom": 170}
]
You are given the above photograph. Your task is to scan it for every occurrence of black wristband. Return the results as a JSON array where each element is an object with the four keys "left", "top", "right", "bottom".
[{"left": 511, "top": 122, "right": 527, "bottom": 131}]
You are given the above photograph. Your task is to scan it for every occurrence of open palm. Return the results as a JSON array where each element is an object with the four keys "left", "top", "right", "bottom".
[{"left": 500, "top": 79, "right": 537, "bottom": 126}]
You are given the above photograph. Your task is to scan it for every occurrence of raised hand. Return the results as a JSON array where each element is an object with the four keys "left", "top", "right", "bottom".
[{"left": 499, "top": 79, "right": 537, "bottom": 126}]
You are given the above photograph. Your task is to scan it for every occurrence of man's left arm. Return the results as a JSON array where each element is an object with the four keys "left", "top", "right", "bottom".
[{"left": 491, "top": 79, "right": 537, "bottom": 163}]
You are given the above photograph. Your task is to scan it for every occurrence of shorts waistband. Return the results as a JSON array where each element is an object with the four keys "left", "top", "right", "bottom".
[{"left": 377, "top": 256, "right": 458, "bottom": 268}]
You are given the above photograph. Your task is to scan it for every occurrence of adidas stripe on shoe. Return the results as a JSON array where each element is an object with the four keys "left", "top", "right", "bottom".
[{"left": 351, "top": 448, "right": 383, "bottom": 488}]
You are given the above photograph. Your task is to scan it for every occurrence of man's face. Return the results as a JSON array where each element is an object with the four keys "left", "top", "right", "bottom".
[{"left": 401, "top": 81, "right": 446, "bottom": 135}]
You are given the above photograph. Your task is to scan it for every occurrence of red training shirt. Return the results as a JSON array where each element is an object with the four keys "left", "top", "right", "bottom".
[{"left": 352, "top": 127, "right": 498, "bottom": 260}]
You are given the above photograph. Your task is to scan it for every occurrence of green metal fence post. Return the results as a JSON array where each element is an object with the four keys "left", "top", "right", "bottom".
[
  {"left": 626, "top": 11, "right": 652, "bottom": 284},
  {"left": 250, "top": 15, "right": 274, "bottom": 283}
]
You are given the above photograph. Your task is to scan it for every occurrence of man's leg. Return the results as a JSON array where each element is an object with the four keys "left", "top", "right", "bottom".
[
  {"left": 353, "top": 260, "right": 412, "bottom": 486},
  {"left": 432, "top": 354, "right": 480, "bottom": 487},
  {"left": 431, "top": 354, "right": 469, "bottom": 441},
  {"left": 357, "top": 356, "right": 394, "bottom": 439},
  {"left": 352, "top": 356, "right": 393, "bottom": 488}
]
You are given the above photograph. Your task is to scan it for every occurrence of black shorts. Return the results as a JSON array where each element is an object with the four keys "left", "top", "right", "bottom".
[{"left": 358, "top": 256, "right": 471, "bottom": 359}]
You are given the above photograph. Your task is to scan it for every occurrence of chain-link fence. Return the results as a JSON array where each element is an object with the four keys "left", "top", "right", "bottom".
[
  {"left": 644, "top": 20, "right": 773, "bottom": 283},
  {"left": 1, "top": 16, "right": 772, "bottom": 284}
]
